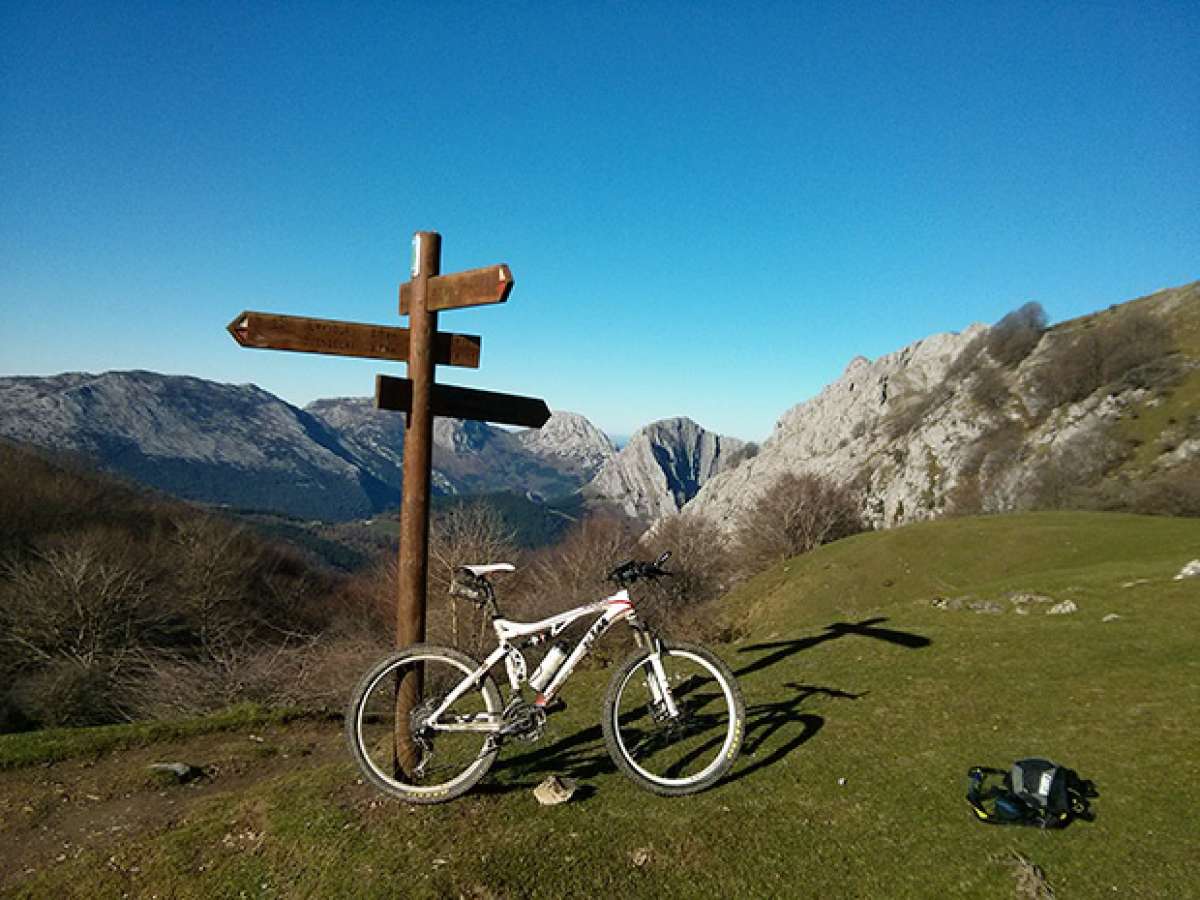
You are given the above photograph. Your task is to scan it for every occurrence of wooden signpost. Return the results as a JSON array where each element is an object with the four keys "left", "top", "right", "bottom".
[
  {"left": 228, "top": 311, "right": 482, "bottom": 367},
  {"left": 227, "top": 230, "right": 548, "bottom": 775},
  {"left": 376, "top": 375, "right": 550, "bottom": 428}
]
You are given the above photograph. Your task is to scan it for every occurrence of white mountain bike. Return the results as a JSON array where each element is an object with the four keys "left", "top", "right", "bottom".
[{"left": 345, "top": 553, "right": 745, "bottom": 803}]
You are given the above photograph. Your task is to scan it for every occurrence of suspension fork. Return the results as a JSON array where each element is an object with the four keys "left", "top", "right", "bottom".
[{"left": 631, "top": 622, "right": 680, "bottom": 718}]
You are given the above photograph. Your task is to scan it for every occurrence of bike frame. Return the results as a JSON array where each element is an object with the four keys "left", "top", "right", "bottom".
[{"left": 422, "top": 586, "right": 677, "bottom": 734}]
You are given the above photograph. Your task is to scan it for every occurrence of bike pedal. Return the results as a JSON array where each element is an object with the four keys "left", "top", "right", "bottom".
[{"left": 536, "top": 697, "right": 567, "bottom": 714}]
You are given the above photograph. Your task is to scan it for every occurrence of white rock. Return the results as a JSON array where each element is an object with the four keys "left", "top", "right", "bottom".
[
  {"left": 533, "top": 775, "right": 577, "bottom": 806},
  {"left": 1047, "top": 600, "right": 1078, "bottom": 615},
  {"left": 1174, "top": 560, "right": 1200, "bottom": 581},
  {"left": 676, "top": 325, "right": 992, "bottom": 533},
  {"left": 148, "top": 762, "right": 202, "bottom": 782}
]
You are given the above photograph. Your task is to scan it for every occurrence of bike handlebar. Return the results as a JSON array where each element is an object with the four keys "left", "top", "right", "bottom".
[{"left": 606, "top": 551, "right": 673, "bottom": 585}]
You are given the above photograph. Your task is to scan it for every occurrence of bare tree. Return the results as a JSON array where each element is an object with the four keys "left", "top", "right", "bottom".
[
  {"left": 526, "top": 515, "right": 638, "bottom": 612},
  {"left": 170, "top": 516, "right": 261, "bottom": 656},
  {"left": 969, "top": 363, "right": 1010, "bottom": 412},
  {"left": 734, "top": 473, "right": 865, "bottom": 574},
  {"left": 427, "top": 502, "right": 519, "bottom": 653},
  {"left": 640, "top": 513, "right": 734, "bottom": 611}
]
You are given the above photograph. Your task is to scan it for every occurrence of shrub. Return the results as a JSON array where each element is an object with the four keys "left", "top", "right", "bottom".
[
  {"left": 0, "top": 445, "right": 338, "bottom": 731},
  {"left": 640, "top": 513, "right": 735, "bottom": 613},
  {"left": 9, "top": 658, "right": 132, "bottom": 728},
  {"left": 0, "top": 531, "right": 163, "bottom": 672},
  {"left": 1099, "top": 310, "right": 1174, "bottom": 384},
  {"left": 1024, "top": 437, "right": 1118, "bottom": 510},
  {"left": 944, "top": 421, "right": 1027, "bottom": 515},
  {"left": 986, "top": 302, "right": 1047, "bottom": 368},
  {"left": 968, "top": 364, "right": 1010, "bottom": 412},
  {"left": 428, "top": 502, "right": 520, "bottom": 654},
  {"left": 884, "top": 387, "right": 951, "bottom": 438},
  {"left": 1030, "top": 309, "right": 1175, "bottom": 408},
  {"left": 1129, "top": 461, "right": 1200, "bottom": 517},
  {"left": 734, "top": 472, "right": 865, "bottom": 573}
]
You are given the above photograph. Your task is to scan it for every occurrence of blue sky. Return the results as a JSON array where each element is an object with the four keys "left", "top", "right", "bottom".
[{"left": 2, "top": 1, "right": 1197, "bottom": 441}]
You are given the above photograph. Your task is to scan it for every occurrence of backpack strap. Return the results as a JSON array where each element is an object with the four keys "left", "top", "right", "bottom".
[{"left": 967, "top": 767, "right": 1029, "bottom": 824}]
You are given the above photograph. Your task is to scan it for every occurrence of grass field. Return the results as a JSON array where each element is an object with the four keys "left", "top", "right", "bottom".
[{"left": 2, "top": 512, "right": 1197, "bottom": 898}]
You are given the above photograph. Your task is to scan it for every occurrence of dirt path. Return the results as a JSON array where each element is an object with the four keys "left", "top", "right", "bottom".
[{"left": 0, "top": 719, "right": 348, "bottom": 890}]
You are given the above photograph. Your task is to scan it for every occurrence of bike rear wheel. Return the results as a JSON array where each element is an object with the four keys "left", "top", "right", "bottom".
[
  {"left": 602, "top": 641, "right": 744, "bottom": 796},
  {"left": 345, "top": 644, "right": 502, "bottom": 804}
]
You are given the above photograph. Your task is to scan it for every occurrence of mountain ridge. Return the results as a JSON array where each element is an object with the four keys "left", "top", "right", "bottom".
[
  {"left": 0, "top": 373, "right": 628, "bottom": 522},
  {"left": 1, "top": 279, "right": 1193, "bottom": 530},
  {"left": 677, "top": 279, "right": 1199, "bottom": 534}
]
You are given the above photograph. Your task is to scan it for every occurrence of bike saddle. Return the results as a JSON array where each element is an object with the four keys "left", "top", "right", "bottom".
[{"left": 461, "top": 563, "right": 516, "bottom": 577}]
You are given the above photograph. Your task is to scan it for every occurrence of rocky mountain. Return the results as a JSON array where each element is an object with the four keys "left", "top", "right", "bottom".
[
  {"left": 304, "top": 400, "right": 613, "bottom": 499},
  {"left": 678, "top": 280, "right": 1199, "bottom": 534},
  {"left": 0, "top": 371, "right": 392, "bottom": 520},
  {"left": 515, "top": 410, "right": 616, "bottom": 480},
  {"left": 583, "top": 417, "right": 752, "bottom": 521},
  {"left": 0, "top": 372, "right": 617, "bottom": 521}
]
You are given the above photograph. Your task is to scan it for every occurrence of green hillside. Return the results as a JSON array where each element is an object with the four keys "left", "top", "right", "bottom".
[
  {"left": 1107, "top": 281, "right": 1199, "bottom": 477},
  {"left": 2, "top": 512, "right": 1197, "bottom": 898},
  {"left": 722, "top": 510, "right": 1199, "bottom": 631}
]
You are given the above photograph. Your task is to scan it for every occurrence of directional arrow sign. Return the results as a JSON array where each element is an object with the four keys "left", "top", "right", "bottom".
[
  {"left": 399, "top": 264, "right": 514, "bottom": 316},
  {"left": 227, "top": 311, "right": 481, "bottom": 368},
  {"left": 375, "top": 374, "right": 550, "bottom": 428}
]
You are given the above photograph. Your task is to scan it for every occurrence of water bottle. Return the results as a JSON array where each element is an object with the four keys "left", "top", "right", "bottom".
[{"left": 529, "top": 642, "right": 569, "bottom": 691}]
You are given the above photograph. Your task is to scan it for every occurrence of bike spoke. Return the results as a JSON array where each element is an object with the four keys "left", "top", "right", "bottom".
[
  {"left": 351, "top": 651, "right": 500, "bottom": 799},
  {"left": 611, "top": 648, "right": 739, "bottom": 788}
]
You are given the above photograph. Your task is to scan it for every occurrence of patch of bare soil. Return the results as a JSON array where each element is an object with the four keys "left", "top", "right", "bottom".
[{"left": 0, "top": 719, "right": 346, "bottom": 889}]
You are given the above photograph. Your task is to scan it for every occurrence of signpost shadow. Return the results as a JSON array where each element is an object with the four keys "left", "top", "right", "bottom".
[{"left": 734, "top": 617, "right": 931, "bottom": 679}]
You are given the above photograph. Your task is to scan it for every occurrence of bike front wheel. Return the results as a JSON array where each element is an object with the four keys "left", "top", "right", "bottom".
[
  {"left": 345, "top": 644, "right": 502, "bottom": 804},
  {"left": 602, "top": 640, "right": 744, "bottom": 796}
]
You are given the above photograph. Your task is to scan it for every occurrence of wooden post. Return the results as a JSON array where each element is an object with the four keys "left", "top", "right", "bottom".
[
  {"left": 394, "top": 231, "right": 440, "bottom": 775},
  {"left": 397, "top": 231, "right": 441, "bottom": 650}
]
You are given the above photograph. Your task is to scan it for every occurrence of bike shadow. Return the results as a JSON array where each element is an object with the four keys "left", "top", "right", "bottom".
[
  {"left": 726, "top": 682, "right": 865, "bottom": 785},
  {"left": 483, "top": 723, "right": 616, "bottom": 799},
  {"left": 484, "top": 619, "right": 929, "bottom": 795},
  {"left": 486, "top": 687, "right": 729, "bottom": 796}
]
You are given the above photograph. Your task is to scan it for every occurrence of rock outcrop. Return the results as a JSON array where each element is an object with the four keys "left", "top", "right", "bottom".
[
  {"left": 515, "top": 411, "right": 616, "bottom": 481},
  {"left": 679, "top": 280, "right": 1199, "bottom": 535},
  {"left": 584, "top": 417, "right": 749, "bottom": 521},
  {"left": 679, "top": 327, "right": 988, "bottom": 533}
]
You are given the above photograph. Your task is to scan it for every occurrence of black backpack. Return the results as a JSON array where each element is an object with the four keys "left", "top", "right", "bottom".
[{"left": 967, "top": 758, "right": 1097, "bottom": 828}]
